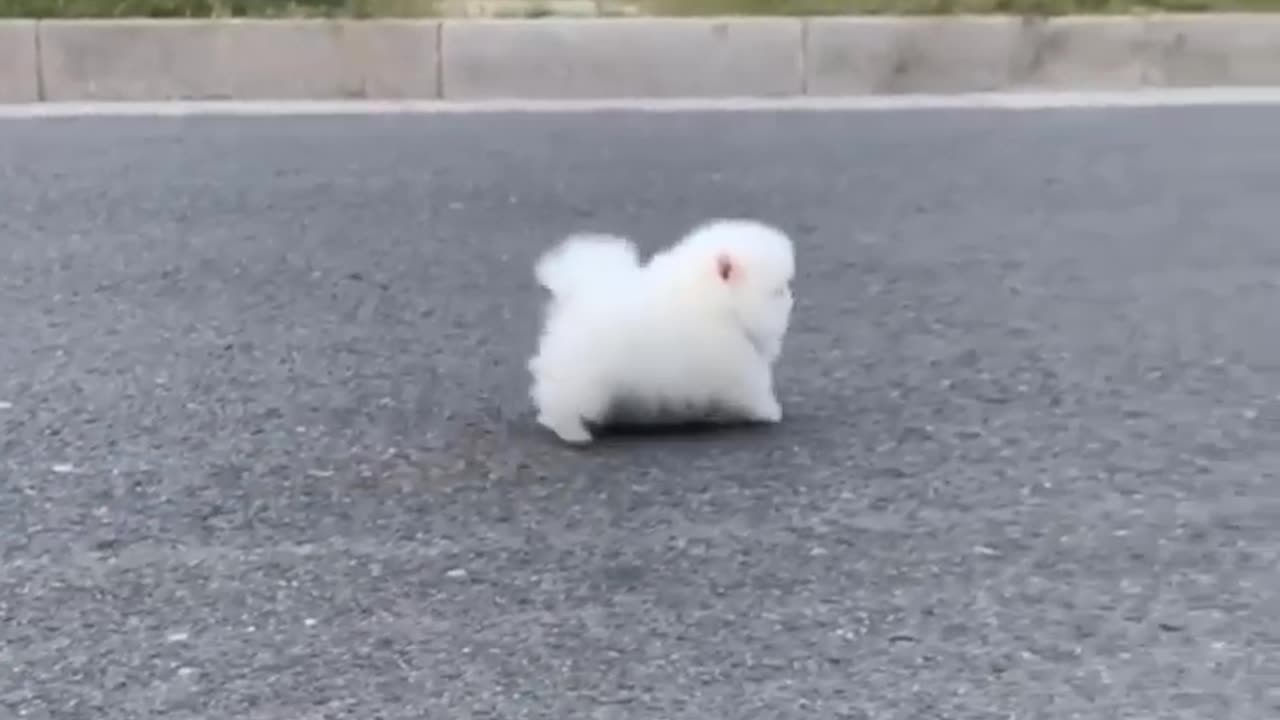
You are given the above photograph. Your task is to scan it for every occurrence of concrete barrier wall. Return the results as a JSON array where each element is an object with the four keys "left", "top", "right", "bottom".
[
  {"left": 37, "top": 19, "right": 440, "bottom": 101},
  {"left": 1144, "top": 15, "right": 1280, "bottom": 87},
  {"left": 441, "top": 18, "right": 802, "bottom": 99},
  {"left": 805, "top": 16, "right": 1151, "bottom": 94},
  {"left": 3, "top": 15, "right": 1280, "bottom": 103},
  {"left": 0, "top": 20, "right": 38, "bottom": 102}
]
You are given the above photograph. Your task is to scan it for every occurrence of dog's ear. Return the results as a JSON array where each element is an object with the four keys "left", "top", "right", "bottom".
[{"left": 716, "top": 253, "right": 736, "bottom": 283}]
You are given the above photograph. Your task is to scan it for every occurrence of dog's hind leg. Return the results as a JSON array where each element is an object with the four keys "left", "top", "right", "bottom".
[
  {"left": 537, "top": 411, "right": 593, "bottom": 445},
  {"left": 530, "top": 363, "right": 610, "bottom": 446}
]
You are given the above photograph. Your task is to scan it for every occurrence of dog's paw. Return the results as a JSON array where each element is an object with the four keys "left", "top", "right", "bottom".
[
  {"left": 538, "top": 413, "right": 594, "bottom": 445},
  {"left": 554, "top": 425, "right": 594, "bottom": 445},
  {"left": 749, "top": 398, "right": 783, "bottom": 424}
]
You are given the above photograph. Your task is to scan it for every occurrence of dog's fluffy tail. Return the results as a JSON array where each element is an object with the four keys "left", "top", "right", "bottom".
[{"left": 535, "top": 233, "right": 642, "bottom": 301}]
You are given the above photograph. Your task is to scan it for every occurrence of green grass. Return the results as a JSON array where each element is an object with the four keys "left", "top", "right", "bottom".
[
  {"left": 647, "top": 0, "right": 1280, "bottom": 11},
  {"left": 0, "top": 0, "right": 442, "bottom": 17},
  {"left": 3, "top": 0, "right": 1280, "bottom": 18}
]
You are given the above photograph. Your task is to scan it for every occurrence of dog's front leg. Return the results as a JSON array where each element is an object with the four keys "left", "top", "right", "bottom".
[{"left": 731, "top": 356, "right": 783, "bottom": 424}]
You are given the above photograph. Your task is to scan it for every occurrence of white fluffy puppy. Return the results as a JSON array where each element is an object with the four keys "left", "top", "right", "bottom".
[{"left": 527, "top": 218, "right": 795, "bottom": 445}]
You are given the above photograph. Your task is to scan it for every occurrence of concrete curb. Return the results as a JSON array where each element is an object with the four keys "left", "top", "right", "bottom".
[{"left": 2, "top": 15, "right": 1280, "bottom": 103}]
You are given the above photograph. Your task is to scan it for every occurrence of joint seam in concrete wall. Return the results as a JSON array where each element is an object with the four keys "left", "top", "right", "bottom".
[
  {"left": 435, "top": 20, "right": 445, "bottom": 100},
  {"left": 34, "top": 19, "right": 45, "bottom": 102},
  {"left": 799, "top": 18, "right": 809, "bottom": 95}
]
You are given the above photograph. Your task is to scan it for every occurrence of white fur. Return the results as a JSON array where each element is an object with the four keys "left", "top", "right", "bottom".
[{"left": 528, "top": 219, "right": 796, "bottom": 445}]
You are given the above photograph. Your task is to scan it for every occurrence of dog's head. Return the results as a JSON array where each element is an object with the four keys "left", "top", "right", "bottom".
[{"left": 678, "top": 219, "right": 795, "bottom": 358}]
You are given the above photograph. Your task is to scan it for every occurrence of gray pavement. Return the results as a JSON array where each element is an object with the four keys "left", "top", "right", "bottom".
[{"left": 2, "top": 107, "right": 1280, "bottom": 719}]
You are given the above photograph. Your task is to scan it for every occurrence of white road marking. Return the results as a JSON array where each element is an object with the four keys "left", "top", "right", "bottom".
[{"left": 4, "top": 88, "right": 1280, "bottom": 118}]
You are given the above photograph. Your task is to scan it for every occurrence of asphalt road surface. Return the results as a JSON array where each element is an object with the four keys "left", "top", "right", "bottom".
[{"left": 3, "top": 106, "right": 1280, "bottom": 720}]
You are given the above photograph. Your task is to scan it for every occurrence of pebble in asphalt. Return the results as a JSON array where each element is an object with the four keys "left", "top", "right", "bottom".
[{"left": 2, "top": 107, "right": 1280, "bottom": 719}]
